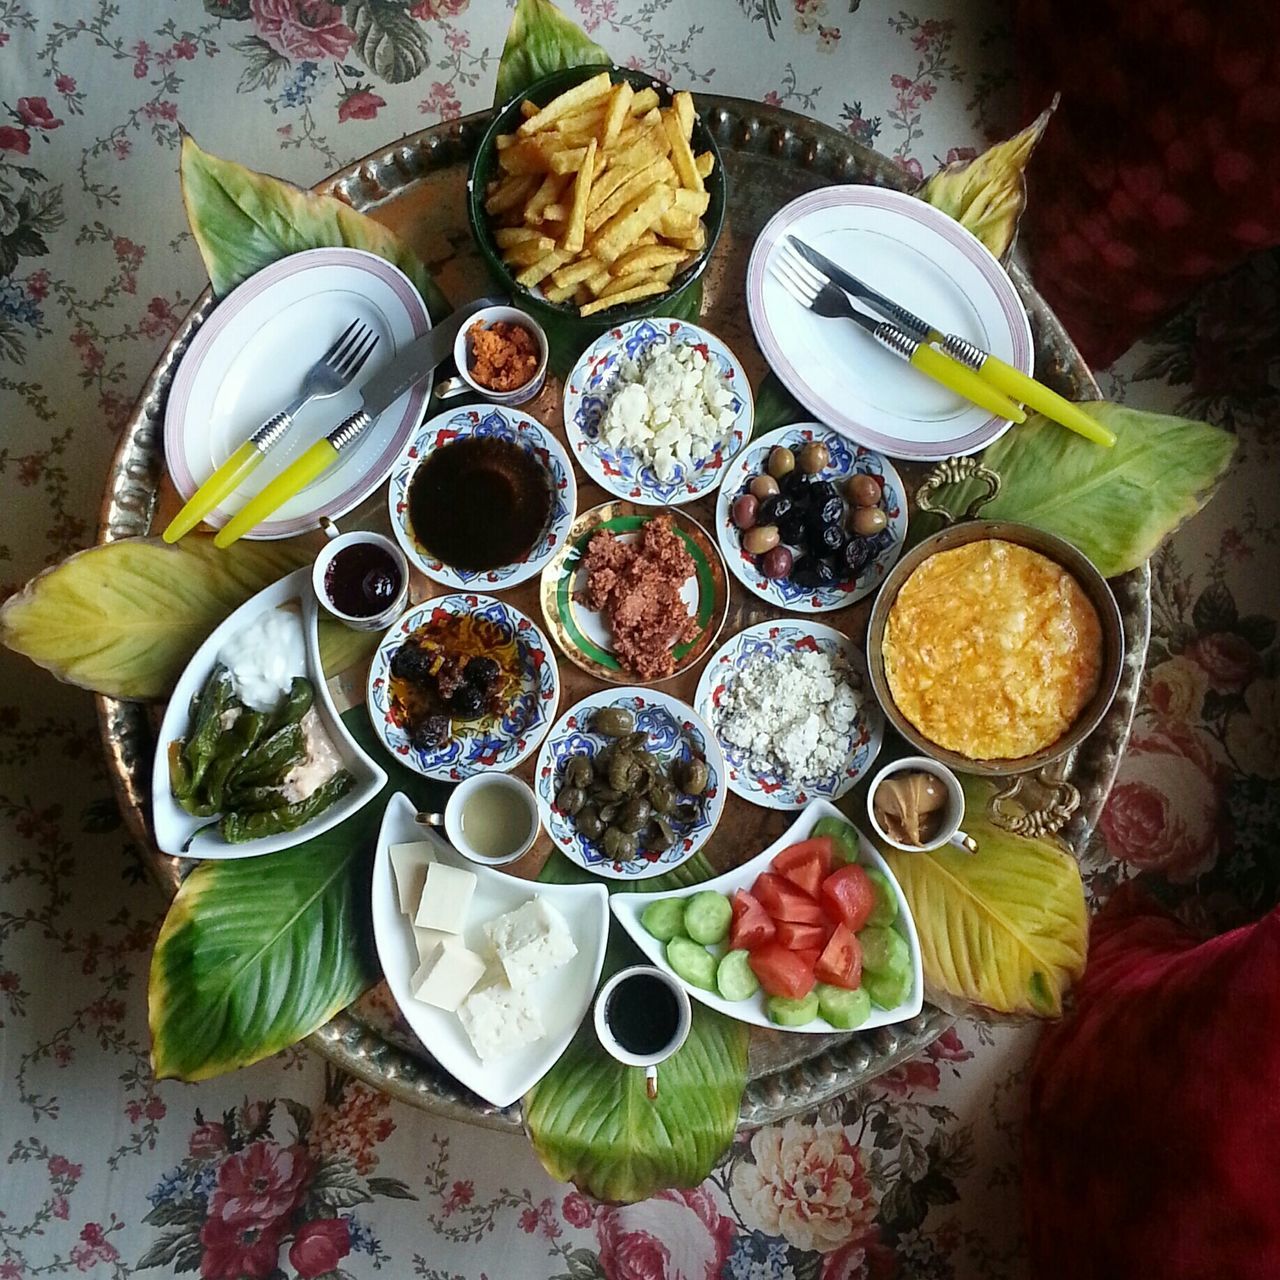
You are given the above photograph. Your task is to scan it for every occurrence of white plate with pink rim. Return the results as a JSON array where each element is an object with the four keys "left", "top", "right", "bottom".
[
  {"left": 746, "top": 185, "right": 1033, "bottom": 461},
  {"left": 387, "top": 404, "right": 577, "bottom": 591},
  {"left": 372, "top": 793, "right": 609, "bottom": 1108},
  {"left": 694, "top": 621, "right": 884, "bottom": 810},
  {"left": 715, "top": 424, "right": 907, "bottom": 614},
  {"left": 164, "top": 247, "right": 432, "bottom": 539},
  {"left": 562, "top": 317, "right": 753, "bottom": 506}
]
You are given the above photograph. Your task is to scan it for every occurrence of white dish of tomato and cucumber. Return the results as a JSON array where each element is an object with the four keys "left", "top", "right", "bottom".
[{"left": 609, "top": 798, "right": 922, "bottom": 1033}]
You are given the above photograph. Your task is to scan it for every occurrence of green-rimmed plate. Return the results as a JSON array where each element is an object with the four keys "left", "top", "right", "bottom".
[{"left": 538, "top": 501, "right": 729, "bottom": 684}]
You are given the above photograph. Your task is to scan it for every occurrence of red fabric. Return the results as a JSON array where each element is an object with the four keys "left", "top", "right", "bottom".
[
  {"left": 1015, "top": 1, "right": 1280, "bottom": 366},
  {"left": 1023, "top": 886, "right": 1280, "bottom": 1279}
]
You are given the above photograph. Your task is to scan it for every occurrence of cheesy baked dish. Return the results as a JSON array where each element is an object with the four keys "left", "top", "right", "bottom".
[{"left": 882, "top": 539, "right": 1103, "bottom": 761}]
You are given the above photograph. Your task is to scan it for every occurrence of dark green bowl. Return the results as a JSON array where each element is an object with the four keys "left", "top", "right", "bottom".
[{"left": 466, "top": 65, "right": 727, "bottom": 357}]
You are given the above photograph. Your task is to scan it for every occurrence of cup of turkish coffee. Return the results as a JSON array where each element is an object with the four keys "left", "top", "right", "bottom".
[{"left": 593, "top": 965, "right": 692, "bottom": 1099}]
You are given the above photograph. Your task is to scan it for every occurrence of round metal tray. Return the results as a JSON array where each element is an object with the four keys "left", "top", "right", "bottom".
[{"left": 96, "top": 97, "right": 1150, "bottom": 1133}]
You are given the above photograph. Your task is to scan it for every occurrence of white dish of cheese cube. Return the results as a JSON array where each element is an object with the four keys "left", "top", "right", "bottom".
[{"left": 373, "top": 792, "right": 609, "bottom": 1108}]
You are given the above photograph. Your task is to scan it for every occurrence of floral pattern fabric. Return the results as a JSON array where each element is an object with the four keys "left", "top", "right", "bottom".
[{"left": 0, "top": 3, "right": 1274, "bottom": 1279}]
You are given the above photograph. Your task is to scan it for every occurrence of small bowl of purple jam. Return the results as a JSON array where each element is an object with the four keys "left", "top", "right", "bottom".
[{"left": 312, "top": 526, "right": 409, "bottom": 632}]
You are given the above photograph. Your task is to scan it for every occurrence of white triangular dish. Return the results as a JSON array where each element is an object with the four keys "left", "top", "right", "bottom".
[
  {"left": 610, "top": 798, "right": 924, "bottom": 1033},
  {"left": 151, "top": 567, "right": 386, "bottom": 859},
  {"left": 372, "top": 792, "right": 609, "bottom": 1108}
]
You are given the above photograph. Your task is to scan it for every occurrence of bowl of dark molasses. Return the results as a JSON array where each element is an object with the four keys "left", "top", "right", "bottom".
[{"left": 312, "top": 528, "right": 409, "bottom": 631}]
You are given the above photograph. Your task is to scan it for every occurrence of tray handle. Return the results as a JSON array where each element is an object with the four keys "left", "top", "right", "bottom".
[
  {"left": 914, "top": 456, "right": 1002, "bottom": 525},
  {"left": 988, "top": 767, "right": 1081, "bottom": 838}
]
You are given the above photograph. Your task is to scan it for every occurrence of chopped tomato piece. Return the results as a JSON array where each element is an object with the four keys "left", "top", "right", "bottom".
[
  {"left": 821, "top": 863, "right": 875, "bottom": 932},
  {"left": 771, "top": 837, "right": 835, "bottom": 898},
  {"left": 752, "top": 872, "right": 826, "bottom": 924},
  {"left": 815, "top": 923, "right": 863, "bottom": 989},
  {"left": 774, "top": 920, "right": 827, "bottom": 950},
  {"left": 749, "top": 944, "right": 817, "bottom": 999},
  {"left": 729, "top": 890, "right": 776, "bottom": 951},
  {"left": 793, "top": 947, "right": 822, "bottom": 970}
]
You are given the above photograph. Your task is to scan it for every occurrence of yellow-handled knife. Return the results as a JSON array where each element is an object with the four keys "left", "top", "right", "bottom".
[
  {"left": 786, "top": 236, "right": 1115, "bottom": 447},
  {"left": 213, "top": 295, "right": 499, "bottom": 548}
]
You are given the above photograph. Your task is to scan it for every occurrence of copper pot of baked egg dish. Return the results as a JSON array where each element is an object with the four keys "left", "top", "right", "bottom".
[{"left": 865, "top": 477, "right": 1124, "bottom": 778}]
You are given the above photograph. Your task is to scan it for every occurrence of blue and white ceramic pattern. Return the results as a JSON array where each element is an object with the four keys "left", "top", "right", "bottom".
[
  {"left": 534, "top": 688, "right": 727, "bottom": 881},
  {"left": 714, "top": 423, "right": 907, "bottom": 613},
  {"left": 367, "top": 594, "right": 559, "bottom": 782},
  {"left": 694, "top": 621, "right": 885, "bottom": 811},
  {"left": 387, "top": 404, "right": 576, "bottom": 589},
  {"left": 563, "top": 318, "right": 752, "bottom": 507}
]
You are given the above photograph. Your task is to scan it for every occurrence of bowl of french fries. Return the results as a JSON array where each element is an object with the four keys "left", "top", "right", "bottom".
[{"left": 468, "top": 65, "right": 726, "bottom": 334}]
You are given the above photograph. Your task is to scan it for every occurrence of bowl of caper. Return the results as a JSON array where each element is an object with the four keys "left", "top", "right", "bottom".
[{"left": 533, "top": 688, "right": 726, "bottom": 882}]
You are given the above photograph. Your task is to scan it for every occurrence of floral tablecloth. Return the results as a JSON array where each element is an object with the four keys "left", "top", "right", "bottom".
[{"left": 1, "top": 3, "right": 1275, "bottom": 1279}]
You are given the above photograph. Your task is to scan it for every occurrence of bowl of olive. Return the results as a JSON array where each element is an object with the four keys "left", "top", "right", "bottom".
[
  {"left": 533, "top": 688, "right": 726, "bottom": 881},
  {"left": 714, "top": 423, "right": 909, "bottom": 614}
]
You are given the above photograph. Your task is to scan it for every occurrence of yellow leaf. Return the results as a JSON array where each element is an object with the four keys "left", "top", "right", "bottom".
[
  {"left": 0, "top": 536, "right": 375, "bottom": 701},
  {"left": 879, "top": 775, "right": 1088, "bottom": 1016},
  {"left": 918, "top": 97, "right": 1057, "bottom": 260}
]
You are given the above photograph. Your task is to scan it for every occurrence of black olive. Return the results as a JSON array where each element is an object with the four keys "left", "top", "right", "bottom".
[
  {"left": 811, "top": 479, "right": 840, "bottom": 506},
  {"left": 776, "top": 511, "right": 806, "bottom": 545},
  {"left": 810, "top": 496, "right": 842, "bottom": 527},
  {"left": 448, "top": 684, "right": 484, "bottom": 718},
  {"left": 757, "top": 494, "right": 792, "bottom": 525},
  {"left": 781, "top": 469, "right": 811, "bottom": 499},
  {"left": 464, "top": 656, "right": 501, "bottom": 692},
  {"left": 390, "top": 644, "right": 433, "bottom": 683},
  {"left": 843, "top": 537, "right": 874, "bottom": 576},
  {"left": 410, "top": 714, "right": 451, "bottom": 750},
  {"left": 792, "top": 556, "right": 838, "bottom": 589},
  {"left": 816, "top": 522, "right": 845, "bottom": 553}
]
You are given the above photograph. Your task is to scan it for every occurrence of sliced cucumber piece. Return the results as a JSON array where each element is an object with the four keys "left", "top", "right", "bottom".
[
  {"left": 817, "top": 982, "right": 872, "bottom": 1030},
  {"left": 641, "top": 898, "right": 687, "bottom": 943},
  {"left": 716, "top": 949, "right": 759, "bottom": 1002},
  {"left": 812, "top": 815, "right": 860, "bottom": 865},
  {"left": 765, "top": 992, "right": 820, "bottom": 1027},
  {"left": 864, "top": 965, "right": 912, "bottom": 1011},
  {"left": 858, "top": 925, "right": 910, "bottom": 974},
  {"left": 864, "top": 868, "right": 899, "bottom": 927},
  {"left": 666, "top": 936, "right": 717, "bottom": 990},
  {"left": 683, "top": 890, "right": 732, "bottom": 945}
]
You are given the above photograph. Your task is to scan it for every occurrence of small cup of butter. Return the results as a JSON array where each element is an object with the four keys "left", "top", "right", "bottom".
[{"left": 866, "top": 756, "right": 976, "bottom": 854}]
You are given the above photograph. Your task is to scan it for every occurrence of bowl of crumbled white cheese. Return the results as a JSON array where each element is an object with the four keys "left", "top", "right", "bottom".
[
  {"left": 563, "top": 318, "right": 752, "bottom": 506},
  {"left": 694, "top": 621, "right": 885, "bottom": 810}
]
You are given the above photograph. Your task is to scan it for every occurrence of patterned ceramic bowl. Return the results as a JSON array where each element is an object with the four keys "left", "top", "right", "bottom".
[
  {"left": 563, "top": 318, "right": 753, "bottom": 507},
  {"left": 387, "top": 404, "right": 576, "bottom": 591},
  {"left": 694, "top": 621, "right": 885, "bottom": 810},
  {"left": 367, "top": 594, "right": 560, "bottom": 782},
  {"left": 714, "top": 424, "right": 907, "bottom": 614},
  {"left": 534, "top": 688, "right": 726, "bottom": 881}
]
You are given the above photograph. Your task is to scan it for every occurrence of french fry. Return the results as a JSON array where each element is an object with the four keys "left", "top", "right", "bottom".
[
  {"left": 548, "top": 146, "right": 589, "bottom": 176},
  {"left": 670, "top": 222, "right": 707, "bottom": 253},
  {"left": 485, "top": 173, "right": 538, "bottom": 216},
  {"left": 515, "top": 249, "right": 569, "bottom": 288},
  {"left": 587, "top": 159, "right": 639, "bottom": 212},
  {"left": 653, "top": 262, "right": 679, "bottom": 284},
  {"left": 579, "top": 279, "right": 668, "bottom": 316},
  {"left": 517, "top": 73, "right": 612, "bottom": 135},
  {"left": 611, "top": 124, "right": 669, "bottom": 171},
  {"left": 551, "top": 256, "right": 605, "bottom": 289},
  {"left": 523, "top": 173, "right": 566, "bottom": 224},
  {"left": 610, "top": 243, "right": 686, "bottom": 276},
  {"left": 543, "top": 279, "right": 580, "bottom": 303},
  {"left": 638, "top": 106, "right": 662, "bottom": 127},
  {"left": 658, "top": 206, "right": 699, "bottom": 238},
  {"left": 541, "top": 202, "right": 569, "bottom": 222},
  {"left": 661, "top": 108, "right": 704, "bottom": 193},
  {"left": 635, "top": 230, "right": 659, "bottom": 247},
  {"left": 584, "top": 266, "right": 613, "bottom": 295},
  {"left": 495, "top": 226, "right": 555, "bottom": 250},
  {"left": 519, "top": 99, "right": 539, "bottom": 119},
  {"left": 629, "top": 87, "right": 660, "bottom": 115},
  {"left": 502, "top": 239, "right": 556, "bottom": 268},
  {"left": 575, "top": 284, "right": 595, "bottom": 306},
  {"left": 561, "top": 138, "right": 597, "bottom": 254},
  {"left": 498, "top": 138, "right": 553, "bottom": 175},
  {"left": 555, "top": 104, "right": 607, "bottom": 135},
  {"left": 673, "top": 188, "right": 710, "bottom": 215},
  {"left": 694, "top": 151, "right": 715, "bottom": 179},
  {"left": 585, "top": 159, "right": 675, "bottom": 234},
  {"left": 590, "top": 185, "right": 675, "bottom": 263},
  {"left": 601, "top": 270, "right": 660, "bottom": 298},
  {"left": 673, "top": 91, "right": 695, "bottom": 140},
  {"left": 495, "top": 133, "right": 516, "bottom": 151},
  {"left": 599, "top": 80, "right": 633, "bottom": 147}
]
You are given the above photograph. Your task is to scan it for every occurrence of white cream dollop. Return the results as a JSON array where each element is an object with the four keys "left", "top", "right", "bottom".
[{"left": 217, "top": 605, "right": 307, "bottom": 712}]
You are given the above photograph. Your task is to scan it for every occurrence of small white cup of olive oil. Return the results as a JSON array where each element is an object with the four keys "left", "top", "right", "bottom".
[{"left": 417, "top": 773, "right": 540, "bottom": 867}]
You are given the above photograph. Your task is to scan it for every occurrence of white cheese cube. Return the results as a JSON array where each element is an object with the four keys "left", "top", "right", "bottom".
[
  {"left": 457, "top": 981, "right": 546, "bottom": 1061},
  {"left": 414, "top": 862, "right": 476, "bottom": 933},
  {"left": 389, "top": 841, "right": 433, "bottom": 917},
  {"left": 412, "top": 926, "right": 452, "bottom": 965},
  {"left": 483, "top": 897, "right": 577, "bottom": 990},
  {"left": 409, "top": 940, "right": 486, "bottom": 1012}
]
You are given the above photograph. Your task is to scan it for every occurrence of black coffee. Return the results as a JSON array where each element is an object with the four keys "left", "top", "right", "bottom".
[{"left": 606, "top": 974, "right": 679, "bottom": 1057}]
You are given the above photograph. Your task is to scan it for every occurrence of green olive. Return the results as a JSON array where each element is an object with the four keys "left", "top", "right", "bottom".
[
  {"left": 575, "top": 807, "right": 604, "bottom": 840},
  {"left": 648, "top": 780, "right": 678, "bottom": 814},
  {"left": 647, "top": 815, "right": 676, "bottom": 851},
  {"left": 565, "top": 755, "right": 594, "bottom": 789},
  {"left": 675, "top": 757, "right": 710, "bottom": 796},
  {"left": 749, "top": 474, "right": 780, "bottom": 501},
  {"left": 767, "top": 445, "right": 796, "bottom": 479},
  {"left": 592, "top": 706, "right": 635, "bottom": 737},
  {"left": 617, "top": 796, "right": 653, "bottom": 833},
  {"left": 797, "top": 441, "right": 830, "bottom": 474},
  {"left": 852, "top": 506, "right": 888, "bottom": 536},
  {"left": 743, "top": 524, "right": 780, "bottom": 555},
  {"left": 603, "top": 827, "right": 638, "bottom": 860},
  {"left": 555, "top": 784, "right": 585, "bottom": 815},
  {"left": 608, "top": 753, "right": 641, "bottom": 794}
]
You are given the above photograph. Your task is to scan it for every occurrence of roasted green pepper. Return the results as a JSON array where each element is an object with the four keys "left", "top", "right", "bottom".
[
  {"left": 168, "top": 740, "right": 194, "bottom": 801},
  {"left": 198, "top": 708, "right": 268, "bottom": 814},
  {"left": 220, "top": 770, "right": 354, "bottom": 843},
  {"left": 230, "top": 722, "right": 305, "bottom": 790},
  {"left": 264, "top": 677, "right": 313, "bottom": 735},
  {"left": 223, "top": 783, "right": 292, "bottom": 813},
  {"left": 181, "top": 663, "right": 232, "bottom": 792}
]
